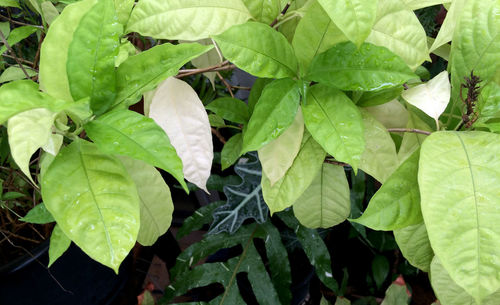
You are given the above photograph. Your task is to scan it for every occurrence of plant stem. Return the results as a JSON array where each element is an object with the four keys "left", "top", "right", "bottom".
[
  {"left": 176, "top": 61, "right": 235, "bottom": 78},
  {"left": 0, "top": 14, "right": 44, "bottom": 29},
  {"left": 387, "top": 128, "right": 431, "bottom": 136},
  {"left": 270, "top": 2, "right": 291, "bottom": 27},
  {"left": 211, "top": 127, "right": 226, "bottom": 144},
  {"left": 216, "top": 71, "right": 234, "bottom": 98},
  {"left": 0, "top": 30, "right": 31, "bottom": 79}
]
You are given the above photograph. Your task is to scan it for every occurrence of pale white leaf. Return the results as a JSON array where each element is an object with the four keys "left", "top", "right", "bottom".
[
  {"left": 41, "top": 133, "right": 63, "bottom": 156},
  {"left": 180, "top": 38, "right": 221, "bottom": 88},
  {"left": 402, "top": 71, "right": 450, "bottom": 122},
  {"left": 8, "top": 108, "right": 55, "bottom": 183},
  {"left": 364, "top": 99, "right": 409, "bottom": 129},
  {"left": 149, "top": 77, "right": 213, "bottom": 192},
  {"left": 258, "top": 109, "right": 304, "bottom": 186}
]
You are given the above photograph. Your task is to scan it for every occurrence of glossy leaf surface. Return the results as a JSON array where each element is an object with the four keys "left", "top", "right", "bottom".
[
  {"left": 262, "top": 131, "right": 326, "bottom": 214},
  {"left": 307, "top": 42, "right": 416, "bottom": 91},
  {"left": 258, "top": 109, "right": 304, "bottom": 186},
  {"left": 85, "top": 110, "right": 186, "bottom": 191},
  {"left": 127, "top": 0, "right": 251, "bottom": 40},
  {"left": 66, "top": 0, "right": 121, "bottom": 115},
  {"left": 302, "top": 84, "right": 364, "bottom": 170},
  {"left": 317, "top": 0, "right": 377, "bottom": 47},
  {"left": 419, "top": 131, "right": 500, "bottom": 302},
  {"left": 150, "top": 77, "right": 213, "bottom": 192},
  {"left": 48, "top": 224, "right": 71, "bottom": 267},
  {"left": 242, "top": 78, "right": 300, "bottom": 153},
  {"left": 115, "top": 43, "right": 213, "bottom": 106},
  {"left": 119, "top": 156, "right": 173, "bottom": 246},
  {"left": 353, "top": 149, "right": 421, "bottom": 230},
  {"left": 41, "top": 140, "right": 140, "bottom": 272},
  {"left": 293, "top": 163, "right": 350, "bottom": 228},
  {"left": 213, "top": 22, "right": 298, "bottom": 78}
]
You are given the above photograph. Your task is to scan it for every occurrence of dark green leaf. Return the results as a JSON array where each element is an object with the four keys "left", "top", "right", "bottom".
[
  {"left": 206, "top": 97, "right": 250, "bottom": 124},
  {"left": 372, "top": 255, "right": 390, "bottom": 289},
  {"left": 19, "top": 202, "right": 55, "bottom": 224},
  {"left": 176, "top": 200, "right": 226, "bottom": 239},
  {"left": 357, "top": 87, "right": 403, "bottom": 107},
  {"left": 221, "top": 133, "right": 243, "bottom": 170}
]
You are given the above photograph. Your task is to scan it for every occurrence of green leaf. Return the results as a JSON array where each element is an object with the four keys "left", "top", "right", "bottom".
[
  {"left": 307, "top": 42, "right": 416, "bottom": 91},
  {"left": 352, "top": 149, "right": 421, "bottom": 230},
  {"left": 213, "top": 22, "right": 298, "bottom": 78},
  {"left": 248, "top": 78, "right": 273, "bottom": 113},
  {"left": 20, "top": 202, "right": 55, "bottom": 224},
  {"left": 183, "top": 38, "right": 221, "bottom": 87},
  {"left": 48, "top": 224, "right": 71, "bottom": 267},
  {"left": 402, "top": 0, "right": 451, "bottom": 10},
  {"left": 419, "top": 131, "right": 500, "bottom": 302},
  {"left": 366, "top": 0, "right": 430, "bottom": 70},
  {"left": 364, "top": 99, "right": 409, "bottom": 129},
  {"left": 119, "top": 156, "right": 173, "bottom": 246},
  {"left": 41, "top": 1, "right": 59, "bottom": 25},
  {"left": 335, "top": 297, "right": 351, "bottom": 305},
  {"left": 302, "top": 84, "right": 365, "bottom": 170},
  {"left": 372, "top": 255, "right": 389, "bottom": 289},
  {"left": 242, "top": 78, "right": 300, "bottom": 153},
  {"left": 0, "top": 66, "right": 37, "bottom": 83},
  {"left": 114, "top": 42, "right": 213, "bottom": 107},
  {"left": 209, "top": 153, "right": 268, "bottom": 234},
  {"left": 429, "top": 0, "right": 465, "bottom": 53},
  {"left": 41, "top": 140, "right": 140, "bottom": 272},
  {"left": 357, "top": 86, "right": 403, "bottom": 107},
  {"left": 114, "top": 0, "right": 134, "bottom": 25},
  {"left": 208, "top": 114, "right": 226, "bottom": 128},
  {"left": 127, "top": 0, "right": 252, "bottom": 40},
  {"left": 259, "top": 109, "right": 304, "bottom": 186},
  {"left": 0, "top": 22, "right": 10, "bottom": 38},
  {"left": 242, "top": 0, "right": 281, "bottom": 24},
  {"left": 359, "top": 110, "right": 398, "bottom": 183},
  {"left": 66, "top": 0, "right": 121, "bottom": 115},
  {"left": 278, "top": 211, "right": 339, "bottom": 293},
  {"left": 381, "top": 280, "right": 410, "bottom": 305},
  {"left": 85, "top": 109, "right": 187, "bottom": 191},
  {"left": 8, "top": 108, "right": 56, "bottom": 183},
  {"left": 430, "top": 257, "right": 500, "bottom": 305},
  {"left": 206, "top": 97, "right": 250, "bottom": 124},
  {"left": 0, "top": 26, "right": 38, "bottom": 56},
  {"left": 39, "top": 0, "right": 97, "bottom": 102},
  {"left": 221, "top": 133, "right": 243, "bottom": 170},
  {"left": 317, "top": 0, "right": 377, "bottom": 47},
  {"left": 0, "top": 0, "right": 20, "bottom": 8},
  {"left": 0, "top": 80, "right": 70, "bottom": 124},
  {"left": 394, "top": 223, "right": 433, "bottom": 272},
  {"left": 292, "top": 0, "right": 347, "bottom": 73},
  {"left": 447, "top": 0, "right": 500, "bottom": 128},
  {"left": 293, "top": 163, "right": 350, "bottom": 228},
  {"left": 397, "top": 111, "right": 432, "bottom": 163},
  {"left": 262, "top": 131, "right": 326, "bottom": 214}
]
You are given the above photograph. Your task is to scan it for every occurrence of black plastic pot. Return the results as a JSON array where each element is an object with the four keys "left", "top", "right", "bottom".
[{"left": 0, "top": 242, "right": 131, "bottom": 305}]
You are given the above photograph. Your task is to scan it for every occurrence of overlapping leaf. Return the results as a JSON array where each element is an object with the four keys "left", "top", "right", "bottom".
[{"left": 394, "top": 223, "right": 433, "bottom": 272}]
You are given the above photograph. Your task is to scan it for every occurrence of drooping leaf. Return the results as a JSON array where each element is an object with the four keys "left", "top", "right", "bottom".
[
  {"left": 402, "top": 71, "right": 450, "bottom": 126},
  {"left": 119, "top": 156, "right": 173, "bottom": 246},
  {"left": 0, "top": 26, "right": 38, "bottom": 56},
  {"left": 302, "top": 84, "right": 365, "bottom": 170},
  {"left": 380, "top": 278, "right": 410, "bottom": 305},
  {"left": 0, "top": 66, "right": 37, "bottom": 83},
  {"left": 429, "top": 0, "right": 465, "bottom": 53},
  {"left": 317, "top": 0, "right": 377, "bottom": 47},
  {"left": 394, "top": 222, "right": 433, "bottom": 272},
  {"left": 48, "top": 224, "right": 71, "bottom": 267},
  {"left": 307, "top": 42, "right": 416, "bottom": 91},
  {"left": 20, "top": 202, "right": 55, "bottom": 224},
  {"left": 66, "top": 0, "right": 121, "bottom": 115},
  {"left": 366, "top": 0, "right": 430, "bottom": 70},
  {"left": 0, "top": 80, "right": 70, "bottom": 124},
  {"left": 8, "top": 108, "right": 56, "bottom": 183},
  {"left": 206, "top": 97, "right": 250, "bottom": 124},
  {"left": 242, "top": 78, "right": 300, "bottom": 153},
  {"left": 39, "top": 0, "right": 97, "bottom": 101},
  {"left": 372, "top": 255, "right": 390, "bottom": 289},
  {"left": 128, "top": 0, "right": 251, "bottom": 40},
  {"left": 149, "top": 77, "right": 213, "bottom": 192},
  {"left": 292, "top": 0, "right": 347, "bottom": 73},
  {"left": 293, "top": 163, "right": 350, "bottom": 228},
  {"left": 359, "top": 110, "right": 398, "bottom": 183},
  {"left": 85, "top": 109, "right": 187, "bottom": 191},
  {"left": 242, "top": 0, "right": 280, "bottom": 24},
  {"left": 41, "top": 140, "right": 140, "bottom": 272},
  {"left": 221, "top": 133, "right": 243, "bottom": 170},
  {"left": 40, "top": 1, "right": 59, "bottom": 25},
  {"left": 430, "top": 257, "right": 500, "bottom": 305},
  {"left": 209, "top": 153, "right": 268, "bottom": 234},
  {"left": 397, "top": 111, "right": 432, "bottom": 163},
  {"left": 352, "top": 149, "right": 421, "bottom": 230},
  {"left": 278, "top": 211, "right": 339, "bottom": 293},
  {"left": 258, "top": 109, "right": 304, "bottom": 186},
  {"left": 262, "top": 131, "right": 326, "bottom": 214},
  {"left": 213, "top": 22, "right": 298, "bottom": 78},
  {"left": 447, "top": 0, "right": 500, "bottom": 128},
  {"left": 419, "top": 131, "right": 500, "bottom": 302},
  {"left": 114, "top": 42, "right": 213, "bottom": 107}
]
